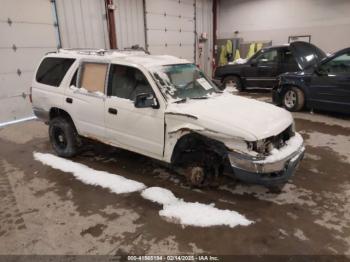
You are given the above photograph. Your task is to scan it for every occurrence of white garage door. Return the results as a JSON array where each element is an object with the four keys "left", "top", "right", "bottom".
[
  {"left": 0, "top": 0, "right": 58, "bottom": 123},
  {"left": 55, "top": 0, "right": 109, "bottom": 49},
  {"left": 145, "top": 0, "right": 195, "bottom": 62}
]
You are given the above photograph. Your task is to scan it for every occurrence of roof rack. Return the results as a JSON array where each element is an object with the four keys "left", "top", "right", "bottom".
[{"left": 57, "top": 45, "right": 149, "bottom": 56}]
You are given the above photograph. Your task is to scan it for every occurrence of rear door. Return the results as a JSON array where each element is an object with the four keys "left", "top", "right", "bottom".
[
  {"left": 309, "top": 51, "right": 350, "bottom": 113},
  {"left": 243, "top": 48, "right": 279, "bottom": 88},
  {"left": 64, "top": 60, "right": 108, "bottom": 140},
  {"left": 104, "top": 63, "right": 165, "bottom": 160}
]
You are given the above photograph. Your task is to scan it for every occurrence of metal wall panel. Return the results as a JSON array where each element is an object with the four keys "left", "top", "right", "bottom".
[
  {"left": 195, "top": 0, "right": 213, "bottom": 76},
  {"left": 55, "top": 0, "right": 109, "bottom": 49},
  {"left": 114, "top": 0, "right": 145, "bottom": 49},
  {"left": 145, "top": 0, "right": 195, "bottom": 62},
  {"left": 0, "top": 0, "right": 58, "bottom": 123}
]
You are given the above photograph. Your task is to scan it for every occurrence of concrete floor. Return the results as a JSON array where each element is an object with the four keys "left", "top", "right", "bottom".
[{"left": 0, "top": 90, "right": 350, "bottom": 256}]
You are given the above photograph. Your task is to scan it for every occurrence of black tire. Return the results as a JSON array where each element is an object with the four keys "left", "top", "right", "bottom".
[
  {"left": 222, "top": 75, "right": 244, "bottom": 91},
  {"left": 49, "top": 117, "right": 79, "bottom": 158},
  {"left": 282, "top": 87, "right": 305, "bottom": 112}
]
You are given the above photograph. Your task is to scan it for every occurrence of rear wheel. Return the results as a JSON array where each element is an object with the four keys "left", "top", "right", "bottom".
[
  {"left": 222, "top": 76, "right": 244, "bottom": 92},
  {"left": 49, "top": 117, "right": 80, "bottom": 157},
  {"left": 282, "top": 87, "right": 305, "bottom": 112}
]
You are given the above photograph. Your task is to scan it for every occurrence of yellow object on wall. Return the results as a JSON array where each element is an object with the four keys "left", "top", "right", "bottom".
[
  {"left": 246, "top": 43, "right": 256, "bottom": 59},
  {"left": 234, "top": 49, "right": 241, "bottom": 61},
  {"left": 256, "top": 42, "right": 263, "bottom": 52}
]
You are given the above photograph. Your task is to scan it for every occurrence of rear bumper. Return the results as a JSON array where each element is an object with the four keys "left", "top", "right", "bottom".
[
  {"left": 33, "top": 107, "right": 49, "bottom": 123},
  {"left": 228, "top": 140, "right": 305, "bottom": 186}
]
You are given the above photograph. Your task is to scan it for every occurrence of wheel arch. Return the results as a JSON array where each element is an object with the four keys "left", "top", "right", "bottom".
[
  {"left": 49, "top": 107, "right": 78, "bottom": 132},
  {"left": 170, "top": 132, "right": 228, "bottom": 166}
]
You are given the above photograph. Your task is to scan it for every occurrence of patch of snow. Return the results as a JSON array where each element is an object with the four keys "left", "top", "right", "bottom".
[
  {"left": 94, "top": 91, "right": 105, "bottom": 97},
  {"left": 294, "top": 228, "right": 309, "bottom": 241},
  {"left": 33, "top": 152, "right": 146, "bottom": 194},
  {"left": 141, "top": 187, "right": 178, "bottom": 206},
  {"left": 305, "top": 131, "right": 350, "bottom": 163},
  {"left": 141, "top": 187, "right": 253, "bottom": 228},
  {"left": 256, "top": 133, "right": 304, "bottom": 164},
  {"left": 229, "top": 58, "right": 247, "bottom": 65}
]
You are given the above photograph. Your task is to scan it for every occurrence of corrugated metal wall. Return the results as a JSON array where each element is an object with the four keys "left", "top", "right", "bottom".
[
  {"left": 196, "top": 0, "right": 213, "bottom": 76},
  {"left": 114, "top": 0, "right": 145, "bottom": 49},
  {"left": 55, "top": 0, "right": 109, "bottom": 49},
  {"left": 0, "top": 0, "right": 58, "bottom": 123}
]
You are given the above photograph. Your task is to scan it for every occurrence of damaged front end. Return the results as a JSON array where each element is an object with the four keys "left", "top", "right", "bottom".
[{"left": 227, "top": 126, "right": 305, "bottom": 186}]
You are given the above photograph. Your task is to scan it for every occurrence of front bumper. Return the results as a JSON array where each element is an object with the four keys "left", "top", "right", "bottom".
[{"left": 228, "top": 144, "right": 305, "bottom": 186}]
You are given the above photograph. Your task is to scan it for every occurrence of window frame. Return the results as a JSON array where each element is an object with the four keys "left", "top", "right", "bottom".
[
  {"left": 35, "top": 57, "right": 75, "bottom": 87},
  {"left": 106, "top": 63, "right": 159, "bottom": 104},
  {"left": 255, "top": 49, "right": 279, "bottom": 65},
  {"left": 76, "top": 59, "right": 110, "bottom": 96}
]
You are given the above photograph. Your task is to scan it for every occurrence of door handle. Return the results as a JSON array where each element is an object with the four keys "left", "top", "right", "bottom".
[
  {"left": 66, "top": 97, "right": 73, "bottom": 104},
  {"left": 108, "top": 108, "right": 118, "bottom": 115}
]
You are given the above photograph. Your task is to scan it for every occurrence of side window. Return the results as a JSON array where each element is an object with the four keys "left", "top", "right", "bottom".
[
  {"left": 282, "top": 50, "right": 298, "bottom": 66},
  {"left": 107, "top": 64, "right": 153, "bottom": 101},
  {"left": 256, "top": 50, "right": 278, "bottom": 64},
  {"left": 320, "top": 52, "right": 350, "bottom": 74},
  {"left": 79, "top": 62, "right": 108, "bottom": 93},
  {"left": 36, "top": 57, "right": 75, "bottom": 87}
]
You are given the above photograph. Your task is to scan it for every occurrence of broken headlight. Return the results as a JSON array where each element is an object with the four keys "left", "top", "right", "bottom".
[{"left": 246, "top": 139, "right": 274, "bottom": 155}]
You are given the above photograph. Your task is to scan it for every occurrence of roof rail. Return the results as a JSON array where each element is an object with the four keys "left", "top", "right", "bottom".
[{"left": 57, "top": 47, "right": 149, "bottom": 56}]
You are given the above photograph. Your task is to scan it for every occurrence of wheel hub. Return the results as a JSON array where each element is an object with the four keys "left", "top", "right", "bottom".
[{"left": 284, "top": 90, "right": 297, "bottom": 108}]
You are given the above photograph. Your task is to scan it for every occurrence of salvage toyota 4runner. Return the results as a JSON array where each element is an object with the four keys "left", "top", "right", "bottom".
[{"left": 32, "top": 49, "right": 305, "bottom": 188}]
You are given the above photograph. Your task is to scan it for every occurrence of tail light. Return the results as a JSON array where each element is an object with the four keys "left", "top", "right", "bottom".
[{"left": 29, "top": 86, "right": 32, "bottom": 103}]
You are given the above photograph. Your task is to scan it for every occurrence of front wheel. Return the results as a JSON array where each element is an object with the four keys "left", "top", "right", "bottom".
[
  {"left": 282, "top": 87, "right": 305, "bottom": 112},
  {"left": 49, "top": 117, "right": 80, "bottom": 158}
]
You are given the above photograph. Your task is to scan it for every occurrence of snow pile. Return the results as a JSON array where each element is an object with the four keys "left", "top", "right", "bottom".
[
  {"left": 142, "top": 187, "right": 253, "bottom": 228},
  {"left": 34, "top": 153, "right": 253, "bottom": 229},
  {"left": 229, "top": 58, "right": 247, "bottom": 65},
  {"left": 256, "top": 133, "right": 304, "bottom": 164},
  {"left": 33, "top": 152, "right": 146, "bottom": 194}
]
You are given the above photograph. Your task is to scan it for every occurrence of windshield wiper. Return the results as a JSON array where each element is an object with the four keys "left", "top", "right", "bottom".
[
  {"left": 190, "top": 96, "right": 208, "bottom": 100},
  {"left": 174, "top": 98, "right": 187, "bottom": 104}
]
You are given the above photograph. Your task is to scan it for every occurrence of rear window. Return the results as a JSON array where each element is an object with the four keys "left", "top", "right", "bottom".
[{"left": 36, "top": 57, "right": 75, "bottom": 87}]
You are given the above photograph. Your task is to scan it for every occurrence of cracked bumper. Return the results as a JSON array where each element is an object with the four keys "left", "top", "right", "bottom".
[{"left": 228, "top": 145, "right": 305, "bottom": 186}]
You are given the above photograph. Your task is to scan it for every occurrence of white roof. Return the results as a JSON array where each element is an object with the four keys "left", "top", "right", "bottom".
[{"left": 48, "top": 49, "right": 190, "bottom": 69}]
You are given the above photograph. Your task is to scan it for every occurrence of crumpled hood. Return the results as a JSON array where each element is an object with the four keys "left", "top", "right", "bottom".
[{"left": 166, "top": 94, "right": 293, "bottom": 141}]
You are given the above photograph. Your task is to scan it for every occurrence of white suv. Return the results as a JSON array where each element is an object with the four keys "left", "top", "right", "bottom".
[{"left": 32, "top": 49, "right": 305, "bottom": 188}]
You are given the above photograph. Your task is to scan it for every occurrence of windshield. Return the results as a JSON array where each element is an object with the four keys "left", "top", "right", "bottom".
[{"left": 152, "top": 64, "right": 219, "bottom": 102}]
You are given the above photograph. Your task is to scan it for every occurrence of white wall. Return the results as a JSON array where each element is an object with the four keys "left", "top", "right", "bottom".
[
  {"left": 0, "top": 0, "right": 58, "bottom": 123},
  {"left": 217, "top": 0, "right": 350, "bottom": 53}
]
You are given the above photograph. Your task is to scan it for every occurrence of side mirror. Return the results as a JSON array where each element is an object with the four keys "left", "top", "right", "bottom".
[
  {"left": 250, "top": 59, "right": 258, "bottom": 67},
  {"left": 314, "top": 66, "right": 328, "bottom": 76},
  {"left": 135, "top": 93, "right": 159, "bottom": 109}
]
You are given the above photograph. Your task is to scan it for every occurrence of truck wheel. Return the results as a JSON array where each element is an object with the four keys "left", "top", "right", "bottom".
[
  {"left": 223, "top": 76, "right": 244, "bottom": 92},
  {"left": 49, "top": 117, "right": 79, "bottom": 158},
  {"left": 282, "top": 87, "right": 305, "bottom": 112}
]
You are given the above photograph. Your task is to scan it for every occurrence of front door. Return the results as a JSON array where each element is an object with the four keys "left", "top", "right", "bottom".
[
  {"left": 309, "top": 51, "right": 350, "bottom": 113},
  {"left": 105, "top": 63, "right": 165, "bottom": 159},
  {"left": 243, "top": 48, "right": 279, "bottom": 88}
]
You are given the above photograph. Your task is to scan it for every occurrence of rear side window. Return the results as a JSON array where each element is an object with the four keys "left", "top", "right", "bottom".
[
  {"left": 79, "top": 62, "right": 108, "bottom": 93},
  {"left": 36, "top": 57, "right": 75, "bottom": 87}
]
